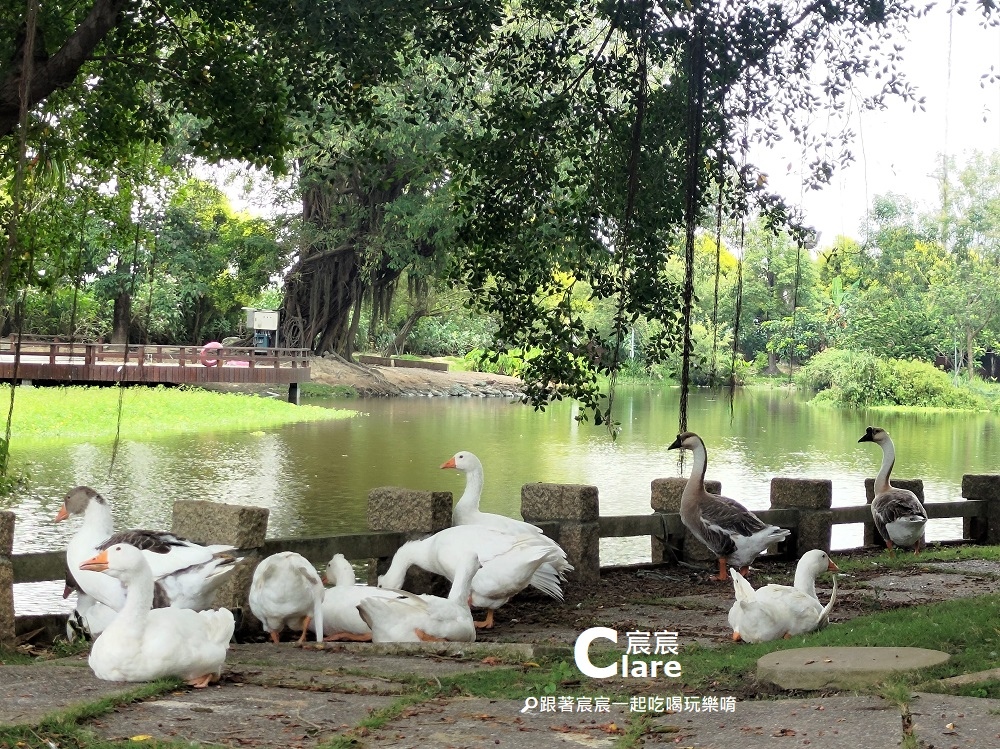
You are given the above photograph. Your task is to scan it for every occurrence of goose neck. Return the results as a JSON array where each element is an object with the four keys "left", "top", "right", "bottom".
[
  {"left": 117, "top": 567, "right": 155, "bottom": 626},
  {"left": 448, "top": 557, "right": 478, "bottom": 604},
  {"left": 454, "top": 465, "right": 485, "bottom": 514},
  {"left": 875, "top": 438, "right": 896, "bottom": 494},
  {"left": 82, "top": 501, "right": 115, "bottom": 540},
  {"left": 379, "top": 542, "right": 416, "bottom": 589},
  {"left": 683, "top": 439, "right": 709, "bottom": 498},
  {"left": 793, "top": 566, "right": 819, "bottom": 599}
]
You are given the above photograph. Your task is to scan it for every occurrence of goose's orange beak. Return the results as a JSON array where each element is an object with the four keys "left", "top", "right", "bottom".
[
  {"left": 80, "top": 549, "right": 110, "bottom": 572},
  {"left": 440, "top": 457, "right": 457, "bottom": 469},
  {"left": 828, "top": 560, "right": 840, "bottom": 572},
  {"left": 54, "top": 505, "right": 69, "bottom": 523}
]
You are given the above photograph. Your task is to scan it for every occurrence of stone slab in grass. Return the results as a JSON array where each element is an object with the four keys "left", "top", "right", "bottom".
[
  {"left": 938, "top": 666, "right": 1000, "bottom": 687},
  {"left": 85, "top": 683, "right": 396, "bottom": 749},
  {"left": 757, "top": 646, "right": 950, "bottom": 691},
  {"left": 361, "top": 696, "right": 632, "bottom": 749},
  {"left": 0, "top": 663, "right": 132, "bottom": 726}
]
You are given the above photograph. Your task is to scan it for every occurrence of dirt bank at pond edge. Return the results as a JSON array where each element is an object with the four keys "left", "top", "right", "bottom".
[{"left": 308, "top": 355, "right": 523, "bottom": 398}]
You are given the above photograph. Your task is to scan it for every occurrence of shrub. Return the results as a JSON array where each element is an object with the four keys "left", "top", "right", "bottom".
[
  {"left": 402, "top": 315, "right": 497, "bottom": 357},
  {"left": 797, "top": 348, "right": 987, "bottom": 409},
  {"left": 464, "top": 348, "right": 534, "bottom": 377}
]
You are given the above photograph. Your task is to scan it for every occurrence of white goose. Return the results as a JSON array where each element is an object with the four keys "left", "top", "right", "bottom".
[
  {"left": 441, "top": 450, "right": 574, "bottom": 582},
  {"left": 81, "top": 543, "right": 235, "bottom": 687},
  {"left": 62, "top": 573, "right": 149, "bottom": 642},
  {"left": 248, "top": 551, "right": 325, "bottom": 644},
  {"left": 55, "top": 486, "right": 241, "bottom": 621},
  {"left": 728, "top": 549, "right": 839, "bottom": 643},
  {"left": 667, "top": 432, "right": 790, "bottom": 581},
  {"left": 308, "top": 554, "right": 402, "bottom": 641},
  {"left": 359, "top": 550, "right": 478, "bottom": 643},
  {"left": 378, "top": 525, "right": 567, "bottom": 629},
  {"left": 858, "top": 426, "right": 928, "bottom": 554}
]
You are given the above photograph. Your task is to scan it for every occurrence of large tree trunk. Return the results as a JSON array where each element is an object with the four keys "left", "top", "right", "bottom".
[
  {"left": 280, "top": 172, "right": 363, "bottom": 355},
  {"left": 387, "top": 308, "right": 432, "bottom": 355},
  {"left": 111, "top": 290, "right": 131, "bottom": 344},
  {"left": 281, "top": 167, "right": 407, "bottom": 357}
]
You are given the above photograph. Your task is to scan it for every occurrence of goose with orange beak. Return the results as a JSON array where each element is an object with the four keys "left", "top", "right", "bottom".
[
  {"left": 81, "top": 543, "right": 235, "bottom": 687},
  {"left": 55, "top": 486, "right": 241, "bottom": 641}
]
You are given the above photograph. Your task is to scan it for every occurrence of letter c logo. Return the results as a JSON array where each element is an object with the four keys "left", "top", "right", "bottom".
[{"left": 574, "top": 626, "right": 618, "bottom": 679}]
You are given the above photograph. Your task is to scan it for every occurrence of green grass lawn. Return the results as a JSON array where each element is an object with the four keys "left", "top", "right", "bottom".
[{"left": 0, "top": 384, "right": 352, "bottom": 449}]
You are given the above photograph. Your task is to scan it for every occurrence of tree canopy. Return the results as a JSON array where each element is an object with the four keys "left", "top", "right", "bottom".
[{"left": 3, "top": 0, "right": 998, "bottom": 428}]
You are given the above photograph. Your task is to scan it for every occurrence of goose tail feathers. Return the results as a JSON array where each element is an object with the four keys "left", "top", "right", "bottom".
[{"left": 528, "top": 566, "right": 565, "bottom": 601}]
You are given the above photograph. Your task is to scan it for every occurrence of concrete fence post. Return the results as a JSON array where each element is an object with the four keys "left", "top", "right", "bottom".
[
  {"left": 962, "top": 474, "right": 1000, "bottom": 545},
  {"left": 649, "top": 477, "right": 720, "bottom": 566},
  {"left": 521, "top": 483, "right": 600, "bottom": 586},
  {"left": 770, "top": 478, "right": 832, "bottom": 556},
  {"left": 367, "top": 487, "right": 452, "bottom": 593},
  {"left": 171, "top": 500, "right": 270, "bottom": 624},
  {"left": 864, "top": 478, "right": 924, "bottom": 548},
  {"left": 0, "top": 511, "right": 14, "bottom": 648}
]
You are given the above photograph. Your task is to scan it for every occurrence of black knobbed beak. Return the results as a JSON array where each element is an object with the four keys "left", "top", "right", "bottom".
[
  {"left": 668, "top": 435, "right": 683, "bottom": 450},
  {"left": 858, "top": 426, "right": 876, "bottom": 443}
]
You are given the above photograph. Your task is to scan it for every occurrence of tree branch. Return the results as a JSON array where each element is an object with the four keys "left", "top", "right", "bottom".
[{"left": 0, "top": 0, "right": 131, "bottom": 137}]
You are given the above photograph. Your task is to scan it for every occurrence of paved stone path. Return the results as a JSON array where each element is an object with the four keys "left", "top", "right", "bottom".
[{"left": 2, "top": 642, "right": 999, "bottom": 748}]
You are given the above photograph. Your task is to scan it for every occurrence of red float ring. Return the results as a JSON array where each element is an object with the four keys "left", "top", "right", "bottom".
[{"left": 200, "top": 341, "right": 223, "bottom": 367}]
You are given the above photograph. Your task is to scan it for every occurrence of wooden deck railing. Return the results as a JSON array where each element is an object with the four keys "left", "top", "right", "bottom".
[{"left": 0, "top": 341, "right": 312, "bottom": 402}]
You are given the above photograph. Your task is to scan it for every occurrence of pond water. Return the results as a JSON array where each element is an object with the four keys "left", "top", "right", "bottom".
[{"left": 7, "top": 385, "right": 999, "bottom": 615}]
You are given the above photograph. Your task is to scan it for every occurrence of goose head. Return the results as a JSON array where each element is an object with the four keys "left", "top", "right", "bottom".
[
  {"left": 54, "top": 485, "right": 107, "bottom": 522},
  {"left": 79, "top": 543, "right": 147, "bottom": 581},
  {"left": 323, "top": 553, "right": 356, "bottom": 586},
  {"left": 858, "top": 426, "right": 890, "bottom": 445},
  {"left": 799, "top": 549, "right": 839, "bottom": 576},
  {"left": 667, "top": 432, "right": 702, "bottom": 452},
  {"left": 440, "top": 451, "right": 482, "bottom": 473}
]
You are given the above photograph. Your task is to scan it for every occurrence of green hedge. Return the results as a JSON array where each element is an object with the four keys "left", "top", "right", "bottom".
[{"left": 796, "top": 349, "right": 987, "bottom": 409}]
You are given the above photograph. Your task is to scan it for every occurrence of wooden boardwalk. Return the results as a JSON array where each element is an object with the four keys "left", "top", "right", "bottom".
[{"left": 0, "top": 341, "right": 311, "bottom": 401}]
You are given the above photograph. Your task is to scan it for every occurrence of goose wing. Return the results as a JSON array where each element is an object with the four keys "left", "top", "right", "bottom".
[
  {"left": 694, "top": 495, "right": 767, "bottom": 556},
  {"left": 871, "top": 489, "right": 927, "bottom": 525}
]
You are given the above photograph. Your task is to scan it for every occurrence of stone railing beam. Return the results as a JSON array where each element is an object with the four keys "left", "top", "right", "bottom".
[
  {"left": 171, "top": 500, "right": 270, "bottom": 622},
  {"left": 367, "top": 487, "right": 452, "bottom": 593},
  {"left": 0, "top": 511, "right": 14, "bottom": 648},
  {"left": 650, "top": 478, "right": 721, "bottom": 566},
  {"left": 770, "top": 478, "right": 832, "bottom": 556},
  {"left": 522, "top": 483, "right": 600, "bottom": 587},
  {"left": 962, "top": 475, "right": 1000, "bottom": 544}
]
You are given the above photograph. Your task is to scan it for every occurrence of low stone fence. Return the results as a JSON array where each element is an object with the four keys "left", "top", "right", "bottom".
[{"left": 3, "top": 474, "right": 999, "bottom": 642}]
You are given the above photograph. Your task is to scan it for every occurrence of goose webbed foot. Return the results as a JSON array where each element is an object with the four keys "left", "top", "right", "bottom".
[
  {"left": 711, "top": 558, "right": 729, "bottom": 581},
  {"left": 415, "top": 628, "right": 447, "bottom": 642},
  {"left": 296, "top": 616, "right": 312, "bottom": 644},
  {"left": 187, "top": 673, "right": 217, "bottom": 688},
  {"left": 473, "top": 609, "right": 495, "bottom": 629},
  {"left": 324, "top": 631, "right": 372, "bottom": 642}
]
